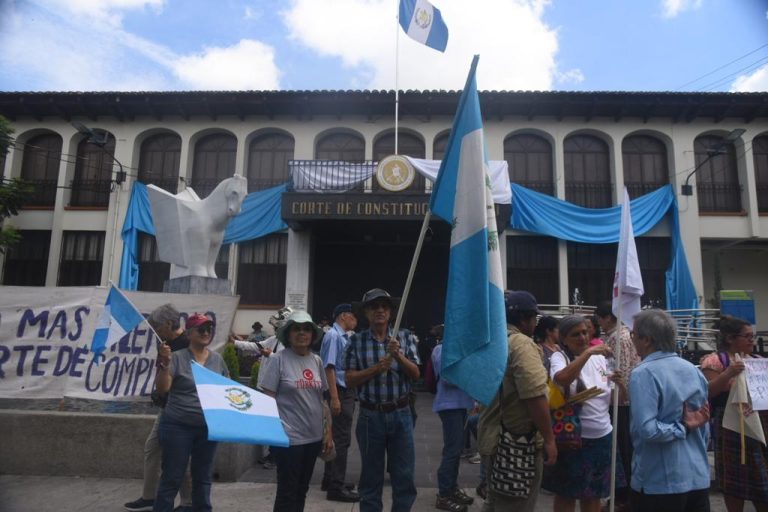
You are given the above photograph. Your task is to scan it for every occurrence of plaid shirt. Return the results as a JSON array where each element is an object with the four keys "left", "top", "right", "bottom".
[{"left": 343, "top": 328, "right": 420, "bottom": 405}]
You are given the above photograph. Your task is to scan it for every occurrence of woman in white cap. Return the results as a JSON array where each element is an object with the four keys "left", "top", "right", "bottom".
[{"left": 258, "top": 310, "right": 334, "bottom": 512}]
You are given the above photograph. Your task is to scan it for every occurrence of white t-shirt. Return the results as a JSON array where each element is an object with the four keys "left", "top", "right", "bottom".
[{"left": 549, "top": 351, "right": 612, "bottom": 439}]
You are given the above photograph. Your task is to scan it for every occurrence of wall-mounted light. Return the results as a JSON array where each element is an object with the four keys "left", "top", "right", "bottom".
[{"left": 681, "top": 128, "right": 745, "bottom": 196}]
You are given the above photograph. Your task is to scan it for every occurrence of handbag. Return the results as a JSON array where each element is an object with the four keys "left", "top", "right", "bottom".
[
  {"left": 549, "top": 371, "right": 584, "bottom": 451},
  {"left": 489, "top": 383, "right": 537, "bottom": 498}
]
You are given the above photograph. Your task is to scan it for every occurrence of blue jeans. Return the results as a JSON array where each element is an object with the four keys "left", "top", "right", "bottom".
[
  {"left": 270, "top": 441, "right": 322, "bottom": 512},
  {"left": 356, "top": 406, "right": 417, "bottom": 512},
  {"left": 437, "top": 409, "right": 467, "bottom": 496},
  {"left": 155, "top": 418, "right": 217, "bottom": 512}
]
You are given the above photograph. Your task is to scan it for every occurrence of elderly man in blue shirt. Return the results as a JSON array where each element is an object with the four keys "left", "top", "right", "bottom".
[
  {"left": 319, "top": 303, "right": 360, "bottom": 503},
  {"left": 628, "top": 309, "right": 711, "bottom": 512}
]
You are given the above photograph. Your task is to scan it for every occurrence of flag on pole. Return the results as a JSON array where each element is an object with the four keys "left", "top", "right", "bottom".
[
  {"left": 192, "top": 361, "right": 289, "bottom": 446},
  {"left": 399, "top": 0, "right": 449, "bottom": 52},
  {"left": 429, "top": 55, "right": 508, "bottom": 406},
  {"left": 612, "top": 187, "right": 644, "bottom": 330},
  {"left": 90, "top": 286, "right": 145, "bottom": 362}
]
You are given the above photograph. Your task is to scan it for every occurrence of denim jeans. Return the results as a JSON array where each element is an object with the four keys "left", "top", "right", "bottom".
[
  {"left": 155, "top": 418, "right": 217, "bottom": 512},
  {"left": 437, "top": 409, "right": 467, "bottom": 496},
  {"left": 356, "top": 406, "right": 417, "bottom": 512},
  {"left": 271, "top": 441, "right": 322, "bottom": 512}
]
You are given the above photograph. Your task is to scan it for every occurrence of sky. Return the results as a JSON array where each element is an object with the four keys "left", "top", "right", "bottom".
[{"left": 0, "top": 0, "right": 766, "bottom": 93}]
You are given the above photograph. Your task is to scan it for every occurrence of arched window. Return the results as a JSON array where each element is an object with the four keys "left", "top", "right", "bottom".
[
  {"left": 315, "top": 132, "right": 365, "bottom": 161},
  {"left": 564, "top": 134, "right": 612, "bottom": 208},
  {"left": 71, "top": 132, "right": 115, "bottom": 207},
  {"left": 20, "top": 133, "right": 62, "bottom": 206},
  {"left": 504, "top": 133, "right": 554, "bottom": 195},
  {"left": 433, "top": 131, "right": 450, "bottom": 161},
  {"left": 752, "top": 135, "right": 768, "bottom": 213},
  {"left": 138, "top": 133, "right": 181, "bottom": 193},
  {"left": 694, "top": 135, "right": 741, "bottom": 213},
  {"left": 191, "top": 133, "right": 237, "bottom": 198},
  {"left": 622, "top": 135, "right": 669, "bottom": 198},
  {"left": 247, "top": 133, "right": 294, "bottom": 192},
  {"left": 373, "top": 131, "right": 426, "bottom": 192}
]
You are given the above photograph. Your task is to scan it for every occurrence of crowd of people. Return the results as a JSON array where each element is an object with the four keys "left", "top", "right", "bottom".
[{"left": 122, "top": 288, "right": 767, "bottom": 512}]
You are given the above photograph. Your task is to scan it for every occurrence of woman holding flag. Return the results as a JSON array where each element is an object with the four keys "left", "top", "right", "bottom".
[
  {"left": 153, "top": 313, "right": 229, "bottom": 512},
  {"left": 259, "top": 310, "right": 334, "bottom": 512},
  {"left": 701, "top": 315, "right": 768, "bottom": 512}
]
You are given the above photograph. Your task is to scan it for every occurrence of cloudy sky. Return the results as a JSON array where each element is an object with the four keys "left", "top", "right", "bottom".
[{"left": 0, "top": 0, "right": 766, "bottom": 93}]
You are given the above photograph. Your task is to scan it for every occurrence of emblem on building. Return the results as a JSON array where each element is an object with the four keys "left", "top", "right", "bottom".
[
  {"left": 376, "top": 155, "right": 416, "bottom": 192},
  {"left": 224, "top": 387, "right": 253, "bottom": 411}
]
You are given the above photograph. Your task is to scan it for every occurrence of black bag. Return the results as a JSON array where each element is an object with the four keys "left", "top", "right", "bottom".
[{"left": 489, "top": 427, "right": 537, "bottom": 498}]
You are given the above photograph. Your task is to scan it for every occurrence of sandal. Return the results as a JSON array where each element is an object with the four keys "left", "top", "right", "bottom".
[
  {"left": 435, "top": 494, "right": 467, "bottom": 512},
  {"left": 452, "top": 488, "right": 474, "bottom": 505}
]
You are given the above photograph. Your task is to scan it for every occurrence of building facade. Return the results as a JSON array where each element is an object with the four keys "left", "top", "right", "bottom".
[{"left": 1, "top": 90, "right": 767, "bottom": 334}]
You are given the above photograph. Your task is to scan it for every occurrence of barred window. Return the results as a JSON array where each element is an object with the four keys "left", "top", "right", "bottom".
[
  {"left": 58, "top": 231, "right": 105, "bottom": 286},
  {"left": 506, "top": 236, "right": 559, "bottom": 305},
  {"left": 752, "top": 135, "right": 768, "bottom": 213},
  {"left": 504, "top": 133, "right": 554, "bottom": 195},
  {"left": 694, "top": 135, "right": 741, "bottom": 213},
  {"left": 236, "top": 234, "right": 287, "bottom": 306},
  {"left": 433, "top": 131, "right": 450, "bottom": 161},
  {"left": 191, "top": 133, "right": 237, "bottom": 198},
  {"left": 137, "top": 233, "right": 170, "bottom": 292},
  {"left": 564, "top": 134, "right": 612, "bottom": 208},
  {"left": 315, "top": 132, "right": 365, "bottom": 161},
  {"left": 247, "top": 133, "right": 294, "bottom": 192},
  {"left": 622, "top": 135, "right": 669, "bottom": 199},
  {"left": 138, "top": 133, "right": 181, "bottom": 193},
  {"left": 20, "top": 133, "right": 62, "bottom": 206},
  {"left": 3, "top": 230, "right": 51, "bottom": 286},
  {"left": 71, "top": 132, "right": 115, "bottom": 207}
]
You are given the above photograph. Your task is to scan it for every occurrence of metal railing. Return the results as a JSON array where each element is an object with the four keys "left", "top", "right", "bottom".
[
  {"left": 288, "top": 160, "right": 429, "bottom": 193},
  {"left": 23, "top": 179, "right": 58, "bottom": 207},
  {"left": 69, "top": 179, "right": 111, "bottom": 207}
]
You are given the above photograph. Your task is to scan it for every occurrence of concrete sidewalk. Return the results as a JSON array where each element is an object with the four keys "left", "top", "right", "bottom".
[{"left": 0, "top": 474, "right": 731, "bottom": 512}]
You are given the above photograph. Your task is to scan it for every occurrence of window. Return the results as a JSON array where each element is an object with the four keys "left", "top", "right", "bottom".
[
  {"left": 433, "top": 131, "right": 450, "bottom": 161},
  {"left": 58, "top": 231, "right": 105, "bottom": 286},
  {"left": 2, "top": 230, "right": 51, "bottom": 286},
  {"left": 315, "top": 132, "right": 365, "bottom": 161},
  {"left": 138, "top": 133, "right": 181, "bottom": 193},
  {"left": 506, "top": 236, "right": 559, "bottom": 305},
  {"left": 622, "top": 135, "right": 668, "bottom": 199},
  {"left": 504, "top": 133, "right": 554, "bottom": 195},
  {"left": 567, "top": 242, "right": 615, "bottom": 307},
  {"left": 694, "top": 135, "right": 741, "bottom": 213},
  {"left": 373, "top": 131, "right": 426, "bottom": 192},
  {"left": 564, "top": 134, "right": 612, "bottom": 208},
  {"left": 191, "top": 133, "right": 237, "bottom": 198},
  {"left": 752, "top": 135, "right": 768, "bottom": 213},
  {"left": 71, "top": 133, "right": 115, "bottom": 207},
  {"left": 20, "top": 133, "right": 62, "bottom": 206},
  {"left": 635, "top": 237, "right": 671, "bottom": 309},
  {"left": 237, "top": 234, "right": 287, "bottom": 306},
  {"left": 137, "top": 233, "right": 170, "bottom": 292},
  {"left": 247, "top": 133, "right": 294, "bottom": 192}
]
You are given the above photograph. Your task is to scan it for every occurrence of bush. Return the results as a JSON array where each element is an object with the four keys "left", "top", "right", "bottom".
[
  {"left": 222, "top": 344, "right": 240, "bottom": 380},
  {"left": 249, "top": 360, "right": 261, "bottom": 390}
]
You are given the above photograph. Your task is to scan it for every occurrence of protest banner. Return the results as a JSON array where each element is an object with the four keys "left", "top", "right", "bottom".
[{"left": 745, "top": 358, "right": 768, "bottom": 411}]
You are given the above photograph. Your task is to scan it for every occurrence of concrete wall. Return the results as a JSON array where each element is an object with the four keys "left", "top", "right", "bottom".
[{"left": 0, "top": 410, "right": 257, "bottom": 481}]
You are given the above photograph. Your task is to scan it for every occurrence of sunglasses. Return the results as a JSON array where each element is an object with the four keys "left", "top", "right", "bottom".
[{"left": 196, "top": 324, "right": 213, "bottom": 335}]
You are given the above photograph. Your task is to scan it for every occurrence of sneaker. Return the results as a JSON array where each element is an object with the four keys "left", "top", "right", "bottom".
[
  {"left": 476, "top": 483, "right": 487, "bottom": 500},
  {"left": 452, "top": 488, "right": 474, "bottom": 505},
  {"left": 435, "top": 494, "right": 467, "bottom": 512},
  {"left": 467, "top": 453, "right": 482, "bottom": 464},
  {"left": 124, "top": 497, "right": 154, "bottom": 512}
]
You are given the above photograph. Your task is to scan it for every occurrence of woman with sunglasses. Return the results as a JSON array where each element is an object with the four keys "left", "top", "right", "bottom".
[
  {"left": 153, "top": 313, "right": 229, "bottom": 512},
  {"left": 259, "top": 310, "right": 334, "bottom": 512},
  {"left": 701, "top": 315, "right": 768, "bottom": 512}
]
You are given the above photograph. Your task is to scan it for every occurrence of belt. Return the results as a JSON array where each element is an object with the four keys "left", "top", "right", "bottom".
[{"left": 359, "top": 396, "right": 409, "bottom": 413}]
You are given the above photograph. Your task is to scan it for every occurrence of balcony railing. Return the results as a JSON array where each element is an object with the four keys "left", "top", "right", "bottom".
[
  {"left": 289, "top": 160, "right": 428, "bottom": 193},
  {"left": 565, "top": 182, "right": 613, "bottom": 208},
  {"left": 70, "top": 179, "right": 111, "bottom": 207},
  {"left": 138, "top": 177, "right": 179, "bottom": 194},
  {"left": 23, "top": 178, "right": 58, "bottom": 207},
  {"left": 696, "top": 182, "right": 742, "bottom": 213}
]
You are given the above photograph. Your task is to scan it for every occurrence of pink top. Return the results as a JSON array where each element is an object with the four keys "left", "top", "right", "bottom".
[{"left": 589, "top": 337, "right": 603, "bottom": 347}]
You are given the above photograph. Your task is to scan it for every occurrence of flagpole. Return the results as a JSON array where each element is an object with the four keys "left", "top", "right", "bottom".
[
  {"left": 392, "top": 210, "right": 431, "bottom": 335},
  {"left": 394, "top": 0, "right": 400, "bottom": 155}
]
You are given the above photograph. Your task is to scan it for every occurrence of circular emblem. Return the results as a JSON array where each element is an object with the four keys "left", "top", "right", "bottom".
[
  {"left": 303, "top": 369, "right": 314, "bottom": 381},
  {"left": 376, "top": 155, "right": 415, "bottom": 192},
  {"left": 224, "top": 387, "right": 253, "bottom": 411},
  {"left": 415, "top": 8, "right": 432, "bottom": 29}
]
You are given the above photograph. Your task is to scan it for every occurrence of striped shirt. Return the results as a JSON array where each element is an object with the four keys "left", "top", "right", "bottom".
[{"left": 343, "top": 328, "right": 419, "bottom": 405}]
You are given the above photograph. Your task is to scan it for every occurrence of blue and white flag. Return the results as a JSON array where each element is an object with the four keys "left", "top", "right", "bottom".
[
  {"left": 399, "top": 0, "right": 448, "bottom": 52},
  {"left": 612, "top": 187, "right": 644, "bottom": 330},
  {"left": 429, "top": 56, "right": 508, "bottom": 406},
  {"left": 192, "top": 362, "right": 289, "bottom": 447},
  {"left": 90, "top": 286, "right": 145, "bottom": 362}
]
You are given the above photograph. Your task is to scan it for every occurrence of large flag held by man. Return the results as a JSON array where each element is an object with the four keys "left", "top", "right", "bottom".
[
  {"left": 192, "top": 361, "right": 289, "bottom": 446},
  {"left": 429, "top": 56, "right": 508, "bottom": 406},
  {"left": 612, "top": 187, "right": 644, "bottom": 330},
  {"left": 399, "top": 0, "right": 449, "bottom": 52},
  {"left": 90, "top": 285, "right": 145, "bottom": 362}
]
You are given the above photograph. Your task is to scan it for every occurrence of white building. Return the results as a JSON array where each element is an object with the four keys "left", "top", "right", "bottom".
[{"left": 1, "top": 90, "right": 766, "bottom": 336}]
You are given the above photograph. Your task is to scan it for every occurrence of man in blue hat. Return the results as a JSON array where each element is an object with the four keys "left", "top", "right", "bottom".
[{"left": 319, "top": 303, "right": 360, "bottom": 503}]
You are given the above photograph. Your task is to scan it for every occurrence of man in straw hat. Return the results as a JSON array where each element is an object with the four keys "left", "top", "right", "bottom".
[{"left": 344, "top": 288, "right": 420, "bottom": 512}]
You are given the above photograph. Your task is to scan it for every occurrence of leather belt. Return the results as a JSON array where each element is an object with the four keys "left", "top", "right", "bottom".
[{"left": 359, "top": 396, "right": 409, "bottom": 413}]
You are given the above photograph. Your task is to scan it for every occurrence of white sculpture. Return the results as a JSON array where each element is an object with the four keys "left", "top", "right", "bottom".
[{"left": 147, "top": 175, "right": 247, "bottom": 279}]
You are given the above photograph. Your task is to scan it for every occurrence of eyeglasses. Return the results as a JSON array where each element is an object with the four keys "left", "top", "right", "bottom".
[{"left": 734, "top": 333, "right": 755, "bottom": 341}]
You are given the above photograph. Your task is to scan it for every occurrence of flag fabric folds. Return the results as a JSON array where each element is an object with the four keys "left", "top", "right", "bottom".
[
  {"left": 429, "top": 56, "right": 508, "bottom": 406},
  {"left": 90, "top": 286, "right": 145, "bottom": 362},
  {"left": 399, "top": 0, "right": 448, "bottom": 52},
  {"left": 191, "top": 362, "right": 289, "bottom": 447},
  {"left": 612, "top": 188, "right": 644, "bottom": 330}
]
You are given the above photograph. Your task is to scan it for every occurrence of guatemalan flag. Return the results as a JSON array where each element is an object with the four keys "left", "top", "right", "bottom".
[
  {"left": 90, "top": 286, "right": 145, "bottom": 362},
  {"left": 399, "top": 0, "right": 449, "bottom": 52},
  {"left": 192, "top": 362, "right": 289, "bottom": 446},
  {"left": 612, "top": 187, "right": 644, "bottom": 330},
  {"left": 429, "top": 56, "right": 508, "bottom": 406}
]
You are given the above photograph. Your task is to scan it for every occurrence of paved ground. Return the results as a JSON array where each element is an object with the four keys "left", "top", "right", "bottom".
[{"left": 0, "top": 392, "right": 735, "bottom": 511}]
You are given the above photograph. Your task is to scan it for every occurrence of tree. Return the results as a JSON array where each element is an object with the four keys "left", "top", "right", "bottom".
[{"left": 0, "top": 115, "right": 33, "bottom": 254}]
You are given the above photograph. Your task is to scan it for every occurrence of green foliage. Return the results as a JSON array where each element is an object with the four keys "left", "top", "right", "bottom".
[
  {"left": 248, "top": 360, "right": 261, "bottom": 390},
  {"left": 222, "top": 344, "right": 240, "bottom": 380},
  {"left": 0, "top": 178, "right": 33, "bottom": 254},
  {"left": 0, "top": 115, "right": 13, "bottom": 157}
]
